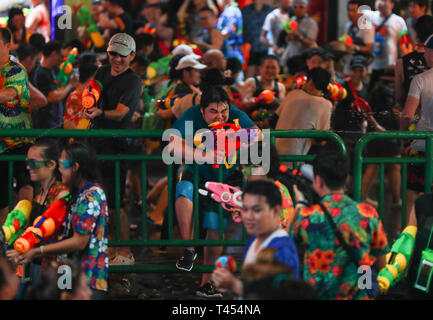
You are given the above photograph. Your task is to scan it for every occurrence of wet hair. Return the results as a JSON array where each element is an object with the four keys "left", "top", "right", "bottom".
[
  {"left": 199, "top": 68, "right": 233, "bottom": 91},
  {"left": 135, "top": 33, "right": 155, "bottom": 50},
  {"left": 306, "top": 67, "right": 331, "bottom": 92},
  {"left": 7, "top": 7, "right": 25, "bottom": 33},
  {"left": 63, "top": 142, "right": 100, "bottom": 199},
  {"left": 78, "top": 52, "right": 98, "bottom": 83},
  {"left": 313, "top": 148, "right": 349, "bottom": 190},
  {"left": 347, "top": 0, "right": 363, "bottom": 7},
  {"left": 29, "top": 33, "right": 46, "bottom": 54},
  {"left": 199, "top": 6, "right": 215, "bottom": 15},
  {"left": 42, "top": 40, "right": 62, "bottom": 57},
  {"left": 242, "top": 180, "right": 282, "bottom": 209},
  {"left": 260, "top": 54, "right": 280, "bottom": 66},
  {"left": 31, "top": 138, "right": 62, "bottom": 179},
  {"left": 414, "top": 15, "right": 433, "bottom": 43},
  {"left": 0, "top": 28, "right": 12, "bottom": 44},
  {"left": 169, "top": 54, "right": 185, "bottom": 81},
  {"left": 16, "top": 43, "right": 36, "bottom": 61},
  {"left": 226, "top": 57, "right": 242, "bottom": 76},
  {"left": 63, "top": 39, "right": 86, "bottom": 55},
  {"left": 199, "top": 86, "right": 230, "bottom": 111}
]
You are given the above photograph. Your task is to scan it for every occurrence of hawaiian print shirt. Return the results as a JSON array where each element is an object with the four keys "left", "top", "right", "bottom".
[
  {"left": 217, "top": 2, "right": 244, "bottom": 64},
  {"left": 70, "top": 182, "right": 108, "bottom": 291},
  {"left": 0, "top": 57, "right": 32, "bottom": 154},
  {"left": 290, "top": 193, "right": 389, "bottom": 300},
  {"left": 274, "top": 180, "right": 294, "bottom": 232}
]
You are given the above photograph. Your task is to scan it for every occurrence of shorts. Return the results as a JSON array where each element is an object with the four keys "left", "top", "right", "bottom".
[
  {"left": 175, "top": 179, "right": 228, "bottom": 231},
  {"left": 248, "top": 52, "right": 268, "bottom": 66},
  {"left": 365, "top": 138, "right": 402, "bottom": 157},
  {"left": 407, "top": 163, "right": 425, "bottom": 192},
  {"left": 0, "top": 144, "right": 32, "bottom": 209}
]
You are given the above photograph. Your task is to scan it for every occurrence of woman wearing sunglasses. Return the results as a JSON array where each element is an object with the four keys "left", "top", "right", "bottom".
[
  {"left": 14, "top": 142, "right": 108, "bottom": 299},
  {"left": 6, "top": 138, "right": 69, "bottom": 295}
]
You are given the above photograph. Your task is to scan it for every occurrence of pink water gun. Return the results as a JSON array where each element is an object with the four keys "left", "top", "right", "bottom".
[{"left": 199, "top": 182, "right": 243, "bottom": 223}]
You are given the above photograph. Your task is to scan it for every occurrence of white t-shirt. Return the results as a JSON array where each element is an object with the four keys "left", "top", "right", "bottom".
[
  {"left": 343, "top": 21, "right": 375, "bottom": 76},
  {"left": 244, "top": 229, "right": 288, "bottom": 265},
  {"left": 408, "top": 68, "right": 433, "bottom": 151},
  {"left": 262, "top": 8, "right": 289, "bottom": 55},
  {"left": 369, "top": 11, "right": 407, "bottom": 70}
]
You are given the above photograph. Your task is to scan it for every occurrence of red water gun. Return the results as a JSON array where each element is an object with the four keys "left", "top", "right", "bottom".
[
  {"left": 199, "top": 182, "right": 243, "bottom": 223},
  {"left": 338, "top": 34, "right": 354, "bottom": 46},
  {"left": 293, "top": 74, "right": 307, "bottom": 89},
  {"left": 78, "top": 79, "right": 103, "bottom": 129},
  {"left": 399, "top": 30, "right": 413, "bottom": 56},
  {"left": 208, "top": 121, "right": 242, "bottom": 169},
  {"left": 215, "top": 255, "right": 237, "bottom": 272},
  {"left": 345, "top": 78, "right": 372, "bottom": 115},
  {"left": 14, "top": 199, "right": 68, "bottom": 253},
  {"left": 327, "top": 82, "right": 348, "bottom": 101}
]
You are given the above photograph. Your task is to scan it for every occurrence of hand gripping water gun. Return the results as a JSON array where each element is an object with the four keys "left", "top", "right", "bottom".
[
  {"left": 78, "top": 79, "right": 103, "bottom": 129},
  {"left": 251, "top": 109, "right": 269, "bottom": 122},
  {"left": 0, "top": 200, "right": 32, "bottom": 246},
  {"left": 281, "top": 18, "right": 298, "bottom": 34},
  {"left": 198, "top": 182, "right": 243, "bottom": 223},
  {"left": 147, "top": 56, "right": 172, "bottom": 80},
  {"left": 245, "top": 90, "right": 276, "bottom": 109},
  {"left": 156, "top": 93, "right": 187, "bottom": 109},
  {"left": 74, "top": 4, "right": 105, "bottom": 48},
  {"left": 14, "top": 198, "right": 68, "bottom": 254},
  {"left": 327, "top": 82, "right": 348, "bottom": 101},
  {"left": 399, "top": 30, "right": 413, "bottom": 56},
  {"left": 293, "top": 73, "right": 307, "bottom": 89},
  {"left": 338, "top": 34, "right": 354, "bottom": 46},
  {"left": 55, "top": 47, "right": 78, "bottom": 89},
  {"left": 377, "top": 226, "right": 417, "bottom": 293},
  {"left": 142, "top": 23, "right": 156, "bottom": 35},
  {"left": 216, "top": 255, "right": 237, "bottom": 272}
]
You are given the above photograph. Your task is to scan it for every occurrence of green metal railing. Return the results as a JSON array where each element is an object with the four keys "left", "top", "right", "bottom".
[
  {"left": 353, "top": 131, "right": 433, "bottom": 228},
  {"left": 0, "top": 129, "right": 346, "bottom": 273}
]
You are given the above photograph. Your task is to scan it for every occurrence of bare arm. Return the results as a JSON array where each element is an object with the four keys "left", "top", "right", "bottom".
[
  {"left": 28, "top": 83, "right": 48, "bottom": 110},
  {"left": 196, "top": 29, "right": 224, "bottom": 51},
  {"left": 86, "top": 102, "right": 130, "bottom": 122},
  {"left": 400, "top": 95, "right": 419, "bottom": 131},
  {"left": 240, "top": 77, "right": 256, "bottom": 105},
  {"left": 394, "top": 58, "right": 405, "bottom": 109},
  {"left": 0, "top": 88, "right": 17, "bottom": 104},
  {"left": 177, "top": 0, "right": 191, "bottom": 20}
]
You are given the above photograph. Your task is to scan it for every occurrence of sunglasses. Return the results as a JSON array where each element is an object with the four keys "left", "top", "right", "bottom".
[
  {"left": 107, "top": 51, "right": 129, "bottom": 58},
  {"left": 60, "top": 159, "right": 74, "bottom": 169},
  {"left": 25, "top": 159, "right": 50, "bottom": 170}
]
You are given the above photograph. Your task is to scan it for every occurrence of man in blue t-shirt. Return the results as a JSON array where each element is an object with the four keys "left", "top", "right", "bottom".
[{"left": 168, "top": 86, "right": 259, "bottom": 298}]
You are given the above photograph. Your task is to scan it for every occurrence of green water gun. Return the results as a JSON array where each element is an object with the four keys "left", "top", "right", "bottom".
[
  {"left": 74, "top": 4, "right": 105, "bottom": 48},
  {"left": 377, "top": 226, "right": 417, "bottom": 293},
  {"left": 147, "top": 56, "right": 172, "bottom": 80},
  {"left": 1, "top": 200, "right": 32, "bottom": 246},
  {"left": 55, "top": 47, "right": 78, "bottom": 89}
]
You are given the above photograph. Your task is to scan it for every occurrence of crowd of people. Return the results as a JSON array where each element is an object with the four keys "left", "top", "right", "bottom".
[{"left": 1, "top": 0, "right": 433, "bottom": 300}]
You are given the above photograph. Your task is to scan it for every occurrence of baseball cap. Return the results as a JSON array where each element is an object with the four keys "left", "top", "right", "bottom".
[
  {"left": 424, "top": 33, "right": 433, "bottom": 49},
  {"left": 175, "top": 55, "right": 207, "bottom": 70},
  {"left": 350, "top": 55, "right": 368, "bottom": 69},
  {"left": 171, "top": 44, "right": 201, "bottom": 59},
  {"left": 107, "top": 33, "right": 136, "bottom": 56}
]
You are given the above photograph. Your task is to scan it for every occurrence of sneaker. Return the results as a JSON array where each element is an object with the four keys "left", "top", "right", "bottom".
[
  {"left": 176, "top": 249, "right": 197, "bottom": 271},
  {"left": 196, "top": 282, "right": 223, "bottom": 299}
]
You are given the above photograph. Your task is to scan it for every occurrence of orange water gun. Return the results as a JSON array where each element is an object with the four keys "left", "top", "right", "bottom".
[
  {"left": 245, "top": 90, "right": 276, "bottom": 109},
  {"left": 327, "top": 82, "right": 347, "bottom": 101},
  {"left": 281, "top": 18, "right": 298, "bottom": 34},
  {"left": 14, "top": 198, "right": 68, "bottom": 253},
  {"left": 78, "top": 79, "right": 103, "bottom": 129},
  {"left": 399, "top": 30, "right": 413, "bottom": 56}
]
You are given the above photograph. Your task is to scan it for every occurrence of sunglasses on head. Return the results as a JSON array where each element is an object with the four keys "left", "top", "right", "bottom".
[
  {"left": 107, "top": 51, "right": 129, "bottom": 58},
  {"left": 25, "top": 159, "right": 50, "bottom": 170},
  {"left": 60, "top": 159, "right": 74, "bottom": 169}
]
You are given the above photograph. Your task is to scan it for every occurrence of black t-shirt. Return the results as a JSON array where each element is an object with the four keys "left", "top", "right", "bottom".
[
  {"left": 31, "top": 65, "right": 64, "bottom": 129},
  {"left": 332, "top": 79, "right": 368, "bottom": 133},
  {"left": 93, "top": 65, "right": 141, "bottom": 130}
]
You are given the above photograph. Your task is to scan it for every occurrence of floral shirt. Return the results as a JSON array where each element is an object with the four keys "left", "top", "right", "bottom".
[
  {"left": 70, "top": 182, "right": 108, "bottom": 291},
  {"left": 0, "top": 57, "right": 32, "bottom": 154},
  {"left": 274, "top": 180, "right": 294, "bottom": 232},
  {"left": 64, "top": 87, "right": 85, "bottom": 128},
  {"left": 290, "top": 193, "right": 389, "bottom": 300}
]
